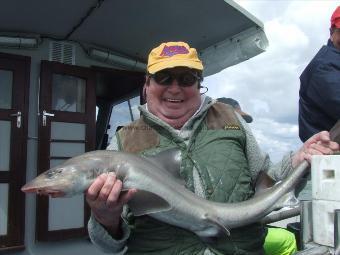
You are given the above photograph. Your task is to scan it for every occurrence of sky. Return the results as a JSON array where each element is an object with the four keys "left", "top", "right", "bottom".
[{"left": 204, "top": 0, "right": 339, "bottom": 162}]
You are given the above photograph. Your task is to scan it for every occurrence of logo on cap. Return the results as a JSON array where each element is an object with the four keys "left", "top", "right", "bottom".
[{"left": 160, "top": 45, "right": 189, "bottom": 57}]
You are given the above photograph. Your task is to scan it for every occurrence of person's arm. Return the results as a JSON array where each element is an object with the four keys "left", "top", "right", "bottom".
[
  {"left": 87, "top": 212, "right": 130, "bottom": 254},
  {"left": 307, "top": 62, "right": 340, "bottom": 119},
  {"left": 238, "top": 115, "right": 339, "bottom": 182},
  {"left": 86, "top": 172, "right": 136, "bottom": 253},
  {"left": 290, "top": 131, "right": 339, "bottom": 168},
  {"left": 236, "top": 114, "right": 291, "bottom": 182},
  {"left": 86, "top": 136, "right": 136, "bottom": 253}
]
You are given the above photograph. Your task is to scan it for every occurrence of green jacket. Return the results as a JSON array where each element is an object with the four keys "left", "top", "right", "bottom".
[{"left": 116, "top": 102, "right": 266, "bottom": 255}]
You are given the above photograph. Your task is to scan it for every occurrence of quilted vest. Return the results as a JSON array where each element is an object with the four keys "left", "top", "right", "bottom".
[{"left": 117, "top": 102, "right": 266, "bottom": 255}]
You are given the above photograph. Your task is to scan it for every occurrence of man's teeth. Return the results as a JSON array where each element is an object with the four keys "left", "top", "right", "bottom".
[{"left": 166, "top": 99, "right": 182, "bottom": 102}]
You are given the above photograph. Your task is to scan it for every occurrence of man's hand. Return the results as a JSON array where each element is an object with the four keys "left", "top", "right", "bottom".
[
  {"left": 86, "top": 173, "right": 136, "bottom": 237},
  {"left": 292, "top": 131, "right": 339, "bottom": 168}
]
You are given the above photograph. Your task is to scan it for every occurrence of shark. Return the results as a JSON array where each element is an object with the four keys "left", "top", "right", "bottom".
[{"left": 22, "top": 149, "right": 308, "bottom": 239}]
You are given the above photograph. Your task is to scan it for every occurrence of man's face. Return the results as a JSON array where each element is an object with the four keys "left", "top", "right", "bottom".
[
  {"left": 145, "top": 67, "right": 202, "bottom": 129},
  {"left": 331, "top": 28, "right": 340, "bottom": 50}
]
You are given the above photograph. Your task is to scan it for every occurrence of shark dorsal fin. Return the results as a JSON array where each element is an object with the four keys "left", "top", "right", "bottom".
[
  {"left": 144, "top": 149, "right": 184, "bottom": 184},
  {"left": 128, "top": 190, "right": 172, "bottom": 216}
]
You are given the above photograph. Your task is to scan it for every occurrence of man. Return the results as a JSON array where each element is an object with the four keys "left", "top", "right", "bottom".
[
  {"left": 299, "top": 6, "right": 340, "bottom": 142},
  {"left": 216, "top": 97, "right": 253, "bottom": 124},
  {"left": 86, "top": 41, "right": 339, "bottom": 254}
]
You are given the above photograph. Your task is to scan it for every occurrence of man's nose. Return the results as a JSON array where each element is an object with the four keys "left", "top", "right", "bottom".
[{"left": 167, "top": 79, "right": 181, "bottom": 91}]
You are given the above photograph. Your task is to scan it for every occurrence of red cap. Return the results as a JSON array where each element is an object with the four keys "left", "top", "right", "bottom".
[{"left": 331, "top": 6, "right": 340, "bottom": 28}]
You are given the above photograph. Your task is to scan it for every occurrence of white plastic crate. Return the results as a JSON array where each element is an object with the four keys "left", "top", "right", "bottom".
[
  {"left": 312, "top": 200, "right": 340, "bottom": 247},
  {"left": 311, "top": 155, "right": 340, "bottom": 201}
]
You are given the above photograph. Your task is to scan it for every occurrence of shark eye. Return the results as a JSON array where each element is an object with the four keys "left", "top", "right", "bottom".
[{"left": 46, "top": 168, "right": 63, "bottom": 179}]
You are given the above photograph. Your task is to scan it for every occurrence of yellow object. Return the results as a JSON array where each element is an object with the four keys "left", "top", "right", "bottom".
[
  {"left": 264, "top": 227, "right": 297, "bottom": 255},
  {"left": 147, "top": 42, "right": 203, "bottom": 74}
]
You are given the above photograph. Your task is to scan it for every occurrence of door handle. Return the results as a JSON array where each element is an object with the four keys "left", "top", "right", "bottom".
[
  {"left": 9, "top": 111, "right": 22, "bottom": 128},
  {"left": 42, "top": 110, "right": 55, "bottom": 126}
]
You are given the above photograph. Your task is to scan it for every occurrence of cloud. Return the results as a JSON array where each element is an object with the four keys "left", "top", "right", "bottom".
[
  {"left": 205, "top": 0, "right": 338, "bottom": 162},
  {"left": 265, "top": 19, "right": 309, "bottom": 53},
  {"left": 251, "top": 118, "right": 302, "bottom": 162}
]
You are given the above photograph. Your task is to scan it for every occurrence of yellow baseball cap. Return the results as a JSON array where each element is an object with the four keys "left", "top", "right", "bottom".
[{"left": 147, "top": 42, "right": 204, "bottom": 74}]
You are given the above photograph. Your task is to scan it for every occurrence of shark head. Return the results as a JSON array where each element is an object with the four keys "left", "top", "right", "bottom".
[
  {"left": 21, "top": 164, "right": 87, "bottom": 197},
  {"left": 21, "top": 151, "right": 113, "bottom": 197}
]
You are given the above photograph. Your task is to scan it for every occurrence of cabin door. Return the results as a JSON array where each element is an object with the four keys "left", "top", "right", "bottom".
[
  {"left": 37, "top": 61, "right": 96, "bottom": 241},
  {"left": 0, "top": 53, "right": 30, "bottom": 250}
]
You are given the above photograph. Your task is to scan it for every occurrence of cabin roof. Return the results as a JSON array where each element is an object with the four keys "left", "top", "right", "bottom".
[{"left": 0, "top": 0, "right": 268, "bottom": 76}]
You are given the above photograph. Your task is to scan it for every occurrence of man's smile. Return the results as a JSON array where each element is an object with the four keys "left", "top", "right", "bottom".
[{"left": 164, "top": 98, "right": 184, "bottom": 103}]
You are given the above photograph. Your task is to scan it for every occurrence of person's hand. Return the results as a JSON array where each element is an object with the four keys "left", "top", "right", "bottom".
[
  {"left": 86, "top": 172, "right": 136, "bottom": 237},
  {"left": 292, "top": 131, "right": 340, "bottom": 168}
]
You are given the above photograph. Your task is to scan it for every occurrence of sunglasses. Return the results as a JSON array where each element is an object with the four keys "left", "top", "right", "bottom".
[{"left": 149, "top": 70, "right": 202, "bottom": 87}]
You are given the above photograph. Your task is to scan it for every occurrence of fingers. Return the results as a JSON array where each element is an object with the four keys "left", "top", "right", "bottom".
[
  {"left": 86, "top": 173, "right": 107, "bottom": 202},
  {"left": 88, "top": 173, "right": 122, "bottom": 203},
  {"left": 305, "top": 131, "right": 330, "bottom": 146},
  {"left": 328, "top": 140, "right": 340, "bottom": 151},
  {"left": 318, "top": 130, "right": 331, "bottom": 142},
  {"left": 97, "top": 173, "right": 118, "bottom": 202},
  {"left": 106, "top": 179, "right": 123, "bottom": 207},
  {"left": 308, "top": 142, "right": 334, "bottom": 155},
  {"left": 293, "top": 131, "right": 339, "bottom": 168},
  {"left": 86, "top": 173, "right": 134, "bottom": 207},
  {"left": 85, "top": 173, "right": 134, "bottom": 229},
  {"left": 304, "top": 131, "right": 339, "bottom": 154}
]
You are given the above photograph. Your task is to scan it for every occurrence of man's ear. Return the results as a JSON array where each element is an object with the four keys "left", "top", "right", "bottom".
[
  {"left": 145, "top": 75, "right": 151, "bottom": 85},
  {"left": 199, "top": 85, "right": 208, "bottom": 95},
  {"left": 142, "top": 84, "right": 147, "bottom": 102}
]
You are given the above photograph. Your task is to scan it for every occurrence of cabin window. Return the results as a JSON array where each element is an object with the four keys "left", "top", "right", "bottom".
[
  {"left": 93, "top": 67, "right": 145, "bottom": 150},
  {"left": 129, "top": 96, "right": 140, "bottom": 120},
  {"left": 107, "top": 95, "right": 140, "bottom": 144},
  {"left": 48, "top": 195, "right": 85, "bottom": 231},
  {"left": 52, "top": 74, "right": 86, "bottom": 113}
]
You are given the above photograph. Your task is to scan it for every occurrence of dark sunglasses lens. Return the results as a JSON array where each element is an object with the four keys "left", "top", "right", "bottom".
[
  {"left": 153, "top": 72, "right": 173, "bottom": 85},
  {"left": 179, "top": 73, "right": 198, "bottom": 86}
]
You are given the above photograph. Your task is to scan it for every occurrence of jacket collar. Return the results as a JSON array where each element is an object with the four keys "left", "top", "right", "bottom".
[{"left": 327, "top": 39, "right": 340, "bottom": 53}]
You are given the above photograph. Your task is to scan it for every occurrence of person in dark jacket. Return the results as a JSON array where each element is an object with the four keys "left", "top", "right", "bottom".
[{"left": 298, "top": 6, "right": 340, "bottom": 142}]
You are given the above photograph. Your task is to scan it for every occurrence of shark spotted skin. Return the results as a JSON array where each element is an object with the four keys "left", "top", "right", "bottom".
[{"left": 22, "top": 149, "right": 308, "bottom": 239}]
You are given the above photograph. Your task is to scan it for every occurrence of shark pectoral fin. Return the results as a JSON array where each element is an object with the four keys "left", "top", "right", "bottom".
[
  {"left": 255, "top": 171, "right": 275, "bottom": 194},
  {"left": 127, "top": 190, "right": 172, "bottom": 216}
]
